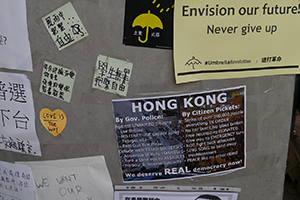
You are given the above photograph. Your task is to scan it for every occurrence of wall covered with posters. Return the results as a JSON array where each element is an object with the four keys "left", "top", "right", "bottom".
[{"left": 0, "top": 0, "right": 295, "bottom": 199}]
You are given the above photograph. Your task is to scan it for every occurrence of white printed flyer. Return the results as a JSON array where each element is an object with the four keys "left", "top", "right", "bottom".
[
  {"left": 113, "top": 86, "right": 246, "bottom": 182},
  {"left": 115, "top": 190, "right": 239, "bottom": 200}
]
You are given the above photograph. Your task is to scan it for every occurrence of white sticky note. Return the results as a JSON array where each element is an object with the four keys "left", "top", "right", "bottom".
[
  {"left": 17, "top": 156, "right": 113, "bottom": 200},
  {"left": 42, "top": 2, "right": 89, "bottom": 51},
  {"left": 40, "top": 61, "right": 76, "bottom": 102},
  {"left": 92, "top": 55, "right": 133, "bottom": 96}
]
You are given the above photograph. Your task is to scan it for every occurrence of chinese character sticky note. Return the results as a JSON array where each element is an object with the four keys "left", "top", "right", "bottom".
[
  {"left": 40, "top": 61, "right": 76, "bottom": 102},
  {"left": 0, "top": 72, "right": 41, "bottom": 156},
  {"left": 92, "top": 55, "right": 133, "bottom": 96},
  {"left": 42, "top": 2, "right": 89, "bottom": 51}
]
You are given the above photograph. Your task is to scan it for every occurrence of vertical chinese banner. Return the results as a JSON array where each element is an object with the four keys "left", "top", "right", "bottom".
[{"left": 0, "top": 72, "right": 41, "bottom": 156}]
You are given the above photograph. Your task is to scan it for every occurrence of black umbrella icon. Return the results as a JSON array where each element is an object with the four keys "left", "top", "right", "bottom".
[{"left": 185, "top": 56, "right": 201, "bottom": 69}]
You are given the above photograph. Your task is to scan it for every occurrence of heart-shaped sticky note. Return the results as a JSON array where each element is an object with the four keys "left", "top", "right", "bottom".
[{"left": 40, "top": 108, "right": 67, "bottom": 136}]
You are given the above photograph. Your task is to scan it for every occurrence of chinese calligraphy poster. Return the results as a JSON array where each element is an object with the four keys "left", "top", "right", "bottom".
[
  {"left": 0, "top": 72, "right": 41, "bottom": 156},
  {"left": 113, "top": 86, "right": 245, "bottom": 182}
]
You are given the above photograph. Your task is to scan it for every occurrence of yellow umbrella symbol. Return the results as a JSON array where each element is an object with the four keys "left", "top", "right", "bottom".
[{"left": 132, "top": 10, "right": 163, "bottom": 43}]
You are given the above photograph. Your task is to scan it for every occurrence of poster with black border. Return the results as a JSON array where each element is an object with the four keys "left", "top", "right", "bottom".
[
  {"left": 123, "top": 0, "right": 174, "bottom": 49},
  {"left": 112, "top": 86, "right": 246, "bottom": 182},
  {"left": 115, "top": 190, "right": 239, "bottom": 200}
]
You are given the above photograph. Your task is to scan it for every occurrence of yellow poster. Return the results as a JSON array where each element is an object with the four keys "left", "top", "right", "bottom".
[{"left": 174, "top": 0, "right": 300, "bottom": 84}]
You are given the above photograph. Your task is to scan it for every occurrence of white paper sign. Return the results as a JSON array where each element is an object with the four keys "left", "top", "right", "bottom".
[
  {"left": 0, "top": 72, "right": 41, "bottom": 156},
  {"left": 112, "top": 86, "right": 245, "bottom": 182},
  {"left": 0, "top": 0, "right": 33, "bottom": 71},
  {"left": 17, "top": 156, "right": 113, "bottom": 200},
  {"left": 42, "top": 2, "right": 89, "bottom": 51},
  {"left": 115, "top": 190, "right": 239, "bottom": 200},
  {"left": 0, "top": 161, "right": 35, "bottom": 200}
]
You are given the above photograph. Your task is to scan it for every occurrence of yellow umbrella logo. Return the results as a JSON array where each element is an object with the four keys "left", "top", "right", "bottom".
[{"left": 132, "top": 10, "right": 163, "bottom": 43}]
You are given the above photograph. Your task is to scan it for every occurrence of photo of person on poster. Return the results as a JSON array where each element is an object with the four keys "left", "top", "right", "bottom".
[{"left": 195, "top": 194, "right": 221, "bottom": 200}]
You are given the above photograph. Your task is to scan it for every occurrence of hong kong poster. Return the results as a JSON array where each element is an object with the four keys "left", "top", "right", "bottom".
[{"left": 112, "top": 86, "right": 246, "bottom": 182}]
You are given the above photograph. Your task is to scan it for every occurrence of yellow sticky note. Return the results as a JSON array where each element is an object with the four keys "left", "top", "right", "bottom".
[{"left": 40, "top": 108, "right": 67, "bottom": 136}]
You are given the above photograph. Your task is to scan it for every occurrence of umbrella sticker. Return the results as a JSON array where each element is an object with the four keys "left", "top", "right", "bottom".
[
  {"left": 123, "top": 0, "right": 173, "bottom": 49},
  {"left": 185, "top": 56, "right": 202, "bottom": 69},
  {"left": 132, "top": 10, "right": 163, "bottom": 43}
]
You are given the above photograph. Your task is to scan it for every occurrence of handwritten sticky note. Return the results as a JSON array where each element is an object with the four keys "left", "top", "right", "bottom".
[
  {"left": 92, "top": 55, "right": 133, "bottom": 96},
  {"left": 40, "top": 61, "right": 76, "bottom": 102},
  {"left": 40, "top": 108, "right": 67, "bottom": 136},
  {"left": 42, "top": 2, "right": 88, "bottom": 51},
  {"left": 17, "top": 156, "right": 113, "bottom": 200},
  {"left": 0, "top": 160, "right": 35, "bottom": 200}
]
